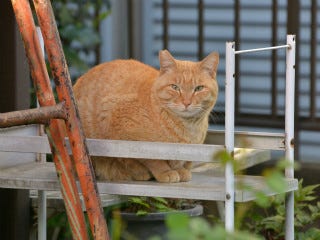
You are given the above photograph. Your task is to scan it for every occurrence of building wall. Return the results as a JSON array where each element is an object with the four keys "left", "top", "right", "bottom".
[
  {"left": 0, "top": 1, "right": 31, "bottom": 239},
  {"left": 101, "top": 0, "right": 320, "bottom": 162}
]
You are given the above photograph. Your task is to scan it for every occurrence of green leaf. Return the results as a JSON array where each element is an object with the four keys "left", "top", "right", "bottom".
[
  {"left": 254, "top": 191, "right": 271, "bottom": 208},
  {"left": 93, "top": 10, "right": 111, "bottom": 28},
  {"left": 265, "top": 171, "right": 287, "bottom": 193},
  {"left": 189, "top": 217, "right": 212, "bottom": 236},
  {"left": 165, "top": 213, "right": 189, "bottom": 229},
  {"left": 166, "top": 214, "right": 192, "bottom": 240},
  {"left": 152, "top": 197, "right": 169, "bottom": 205},
  {"left": 153, "top": 202, "right": 172, "bottom": 212},
  {"left": 215, "top": 150, "right": 233, "bottom": 164},
  {"left": 230, "top": 230, "right": 264, "bottom": 240}
]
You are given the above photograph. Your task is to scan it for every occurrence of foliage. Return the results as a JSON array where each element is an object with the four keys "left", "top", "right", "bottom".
[
  {"left": 150, "top": 213, "right": 263, "bottom": 240},
  {"left": 241, "top": 179, "right": 320, "bottom": 240},
  {"left": 47, "top": 209, "right": 97, "bottom": 240},
  {"left": 30, "top": 0, "right": 110, "bottom": 108},
  {"left": 121, "top": 196, "right": 195, "bottom": 216},
  {"left": 216, "top": 150, "right": 290, "bottom": 209},
  {"left": 47, "top": 211, "right": 72, "bottom": 239},
  {"left": 124, "top": 196, "right": 174, "bottom": 216},
  {"left": 159, "top": 151, "right": 320, "bottom": 240},
  {"left": 52, "top": 0, "right": 110, "bottom": 80}
]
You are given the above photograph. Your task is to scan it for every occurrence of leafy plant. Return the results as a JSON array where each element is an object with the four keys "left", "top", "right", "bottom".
[
  {"left": 241, "top": 179, "right": 320, "bottom": 239},
  {"left": 151, "top": 213, "right": 263, "bottom": 240},
  {"left": 30, "top": 0, "right": 111, "bottom": 108},
  {"left": 158, "top": 151, "right": 320, "bottom": 240},
  {"left": 121, "top": 196, "right": 195, "bottom": 216},
  {"left": 125, "top": 196, "right": 173, "bottom": 216},
  {"left": 52, "top": 0, "right": 111, "bottom": 79}
]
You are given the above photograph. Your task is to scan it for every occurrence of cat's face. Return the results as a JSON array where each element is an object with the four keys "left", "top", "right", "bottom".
[{"left": 153, "top": 50, "right": 219, "bottom": 119}]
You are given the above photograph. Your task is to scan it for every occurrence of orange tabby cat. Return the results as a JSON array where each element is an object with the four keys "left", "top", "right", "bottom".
[{"left": 74, "top": 50, "right": 219, "bottom": 183}]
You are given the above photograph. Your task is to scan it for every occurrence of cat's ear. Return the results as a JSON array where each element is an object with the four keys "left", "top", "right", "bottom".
[
  {"left": 159, "top": 50, "right": 176, "bottom": 74},
  {"left": 200, "top": 52, "right": 219, "bottom": 77}
]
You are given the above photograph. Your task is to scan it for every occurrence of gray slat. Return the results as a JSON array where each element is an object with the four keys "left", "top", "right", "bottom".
[
  {"left": 0, "top": 130, "right": 280, "bottom": 162},
  {"left": 0, "top": 162, "right": 298, "bottom": 202},
  {"left": 205, "top": 130, "right": 285, "bottom": 150},
  {"left": 30, "top": 190, "right": 123, "bottom": 210},
  {"left": 0, "top": 135, "right": 224, "bottom": 162}
]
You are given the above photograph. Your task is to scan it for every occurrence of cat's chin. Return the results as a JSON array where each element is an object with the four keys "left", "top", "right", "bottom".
[{"left": 174, "top": 109, "right": 202, "bottom": 119}]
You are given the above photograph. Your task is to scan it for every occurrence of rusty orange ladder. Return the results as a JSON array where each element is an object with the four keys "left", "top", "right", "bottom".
[{"left": 0, "top": 0, "right": 109, "bottom": 239}]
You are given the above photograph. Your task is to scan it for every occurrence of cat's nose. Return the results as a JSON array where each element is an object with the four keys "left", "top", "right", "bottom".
[{"left": 183, "top": 99, "right": 192, "bottom": 108}]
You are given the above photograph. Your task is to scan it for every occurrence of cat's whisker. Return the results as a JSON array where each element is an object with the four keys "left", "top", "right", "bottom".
[{"left": 209, "top": 111, "right": 224, "bottom": 124}]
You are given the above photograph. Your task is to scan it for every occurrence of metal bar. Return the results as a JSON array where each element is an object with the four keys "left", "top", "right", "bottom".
[
  {"left": 38, "top": 190, "right": 47, "bottom": 240},
  {"left": 0, "top": 102, "right": 66, "bottom": 128},
  {"left": 271, "top": 0, "right": 278, "bottom": 117},
  {"left": 234, "top": 0, "right": 240, "bottom": 116},
  {"left": 36, "top": 26, "right": 47, "bottom": 240},
  {"left": 0, "top": 163, "right": 298, "bottom": 202},
  {"left": 310, "top": 0, "right": 317, "bottom": 119},
  {"left": 206, "top": 130, "right": 285, "bottom": 150},
  {"left": 225, "top": 41, "right": 235, "bottom": 232},
  {"left": 287, "top": 0, "right": 300, "bottom": 160},
  {"left": 197, "top": 0, "right": 204, "bottom": 60},
  {"left": 235, "top": 44, "right": 290, "bottom": 55},
  {"left": 127, "top": 0, "right": 134, "bottom": 59},
  {"left": 0, "top": 135, "right": 224, "bottom": 162},
  {"left": 10, "top": 1, "right": 89, "bottom": 239},
  {"left": 285, "top": 35, "right": 296, "bottom": 240},
  {"left": 97, "top": 175, "right": 297, "bottom": 202},
  {"left": 32, "top": 1, "right": 109, "bottom": 239},
  {"left": 162, "top": 0, "right": 169, "bottom": 49},
  {"left": 0, "top": 129, "right": 285, "bottom": 155}
]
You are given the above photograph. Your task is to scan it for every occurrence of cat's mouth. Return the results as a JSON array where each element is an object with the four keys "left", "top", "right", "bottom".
[
  {"left": 166, "top": 102, "right": 205, "bottom": 118},
  {"left": 174, "top": 106, "right": 203, "bottom": 118}
]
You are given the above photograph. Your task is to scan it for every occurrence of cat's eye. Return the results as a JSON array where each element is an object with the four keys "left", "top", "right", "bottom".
[
  {"left": 171, "top": 84, "right": 180, "bottom": 91},
  {"left": 194, "top": 85, "right": 204, "bottom": 92}
]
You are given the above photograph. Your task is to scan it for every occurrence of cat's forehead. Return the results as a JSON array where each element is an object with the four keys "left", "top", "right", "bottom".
[
  {"left": 174, "top": 65, "right": 207, "bottom": 85},
  {"left": 174, "top": 60, "right": 200, "bottom": 74},
  {"left": 175, "top": 59, "right": 199, "bottom": 67}
]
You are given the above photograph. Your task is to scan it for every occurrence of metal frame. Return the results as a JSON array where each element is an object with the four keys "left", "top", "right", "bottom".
[
  {"left": 225, "top": 35, "right": 296, "bottom": 238},
  {"left": 36, "top": 26, "right": 47, "bottom": 240},
  {"left": 284, "top": 34, "right": 296, "bottom": 240},
  {"left": 225, "top": 41, "right": 235, "bottom": 231}
]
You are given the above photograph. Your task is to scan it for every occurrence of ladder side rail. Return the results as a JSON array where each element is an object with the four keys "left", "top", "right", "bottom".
[
  {"left": 10, "top": 1, "right": 89, "bottom": 239},
  {"left": 32, "top": 0, "right": 109, "bottom": 239}
]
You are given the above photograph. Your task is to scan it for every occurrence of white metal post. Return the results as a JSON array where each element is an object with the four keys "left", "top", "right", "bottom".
[
  {"left": 36, "top": 27, "right": 47, "bottom": 240},
  {"left": 225, "top": 41, "right": 235, "bottom": 232},
  {"left": 285, "top": 34, "right": 296, "bottom": 240}
]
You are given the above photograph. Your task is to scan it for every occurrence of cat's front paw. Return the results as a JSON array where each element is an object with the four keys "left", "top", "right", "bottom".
[
  {"left": 154, "top": 170, "right": 180, "bottom": 183},
  {"left": 132, "top": 171, "right": 152, "bottom": 181},
  {"left": 176, "top": 168, "right": 192, "bottom": 182}
]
